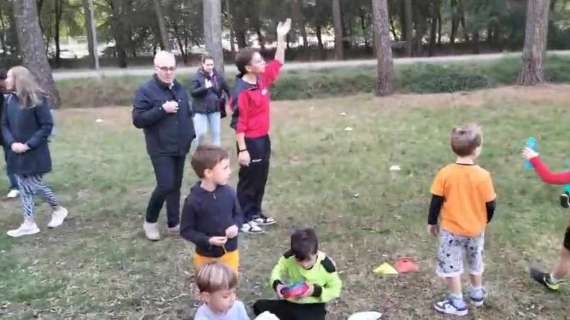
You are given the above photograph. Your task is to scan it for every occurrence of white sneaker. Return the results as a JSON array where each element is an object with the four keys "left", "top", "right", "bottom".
[
  {"left": 7, "top": 219, "right": 40, "bottom": 237},
  {"left": 143, "top": 221, "right": 161, "bottom": 241},
  {"left": 47, "top": 206, "right": 68, "bottom": 228},
  {"left": 167, "top": 224, "right": 180, "bottom": 235},
  {"left": 6, "top": 189, "right": 19, "bottom": 198},
  {"left": 240, "top": 221, "right": 264, "bottom": 234}
]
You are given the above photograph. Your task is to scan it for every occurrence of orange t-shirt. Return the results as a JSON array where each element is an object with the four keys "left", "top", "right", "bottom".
[{"left": 431, "top": 164, "right": 496, "bottom": 237}]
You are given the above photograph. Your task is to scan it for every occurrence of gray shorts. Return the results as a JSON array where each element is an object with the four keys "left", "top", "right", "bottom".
[{"left": 436, "top": 230, "right": 485, "bottom": 277}]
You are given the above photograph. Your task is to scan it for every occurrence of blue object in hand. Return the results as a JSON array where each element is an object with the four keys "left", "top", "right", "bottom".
[{"left": 525, "top": 137, "right": 538, "bottom": 170}]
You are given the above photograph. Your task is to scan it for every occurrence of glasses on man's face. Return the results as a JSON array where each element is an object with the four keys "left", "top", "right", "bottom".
[{"left": 157, "top": 66, "right": 176, "bottom": 72}]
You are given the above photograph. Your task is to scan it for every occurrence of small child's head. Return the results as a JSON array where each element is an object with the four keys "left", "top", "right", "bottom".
[
  {"left": 235, "top": 48, "right": 266, "bottom": 77},
  {"left": 196, "top": 262, "right": 238, "bottom": 314},
  {"left": 450, "top": 124, "right": 483, "bottom": 159},
  {"left": 290, "top": 228, "right": 319, "bottom": 270},
  {"left": 191, "top": 145, "right": 231, "bottom": 185}
]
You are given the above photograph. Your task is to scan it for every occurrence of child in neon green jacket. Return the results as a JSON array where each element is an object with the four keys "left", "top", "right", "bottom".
[{"left": 252, "top": 228, "right": 342, "bottom": 320}]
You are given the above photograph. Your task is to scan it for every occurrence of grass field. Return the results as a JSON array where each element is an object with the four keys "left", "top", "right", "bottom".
[{"left": 1, "top": 85, "right": 570, "bottom": 319}]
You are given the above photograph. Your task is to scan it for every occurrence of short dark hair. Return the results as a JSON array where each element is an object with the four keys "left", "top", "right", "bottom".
[
  {"left": 290, "top": 228, "right": 319, "bottom": 261},
  {"left": 191, "top": 144, "right": 229, "bottom": 178},
  {"left": 450, "top": 124, "right": 482, "bottom": 157},
  {"left": 235, "top": 48, "right": 258, "bottom": 77},
  {"left": 201, "top": 54, "right": 214, "bottom": 64},
  {"left": 196, "top": 262, "right": 238, "bottom": 293}
]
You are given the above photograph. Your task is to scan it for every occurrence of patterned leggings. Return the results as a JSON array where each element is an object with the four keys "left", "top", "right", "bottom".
[{"left": 16, "top": 174, "right": 59, "bottom": 218}]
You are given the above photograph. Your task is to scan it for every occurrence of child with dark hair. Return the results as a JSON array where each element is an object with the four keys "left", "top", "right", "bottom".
[
  {"left": 252, "top": 228, "right": 342, "bottom": 320},
  {"left": 428, "top": 124, "right": 496, "bottom": 316},
  {"left": 181, "top": 144, "right": 243, "bottom": 273},
  {"left": 229, "top": 19, "right": 291, "bottom": 234}
]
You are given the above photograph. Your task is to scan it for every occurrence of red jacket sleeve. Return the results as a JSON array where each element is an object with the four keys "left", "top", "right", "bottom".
[
  {"left": 236, "top": 93, "right": 249, "bottom": 134},
  {"left": 261, "top": 60, "right": 283, "bottom": 88},
  {"left": 530, "top": 156, "right": 570, "bottom": 185}
]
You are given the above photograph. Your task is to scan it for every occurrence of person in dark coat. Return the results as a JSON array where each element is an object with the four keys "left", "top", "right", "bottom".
[
  {"left": 1, "top": 66, "right": 68, "bottom": 237},
  {"left": 132, "top": 51, "right": 195, "bottom": 241},
  {"left": 190, "top": 55, "right": 230, "bottom": 147},
  {"left": 0, "top": 69, "right": 19, "bottom": 198}
]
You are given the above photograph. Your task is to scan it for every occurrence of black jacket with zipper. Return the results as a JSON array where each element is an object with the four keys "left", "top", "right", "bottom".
[
  {"left": 180, "top": 182, "right": 243, "bottom": 257},
  {"left": 132, "top": 75, "right": 195, "bottom": 157}
]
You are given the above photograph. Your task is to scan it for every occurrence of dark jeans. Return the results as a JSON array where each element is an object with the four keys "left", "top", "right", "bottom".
[
  {"left": 237, "top": 136, "right": 270, "bottom": 222},
  {"left": 253, "top": 300, "right": 326, "bottom": 320},
  {"left": 146, "top": 155, "right": 185, "bottom": 227},
  {"left": 2, "top": 144, "right": 18, "bottom": 189}
]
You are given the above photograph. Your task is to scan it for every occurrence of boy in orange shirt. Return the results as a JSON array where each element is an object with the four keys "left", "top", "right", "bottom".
[{"left": 428, "top": 124, "right": 496, "bottom": 316}]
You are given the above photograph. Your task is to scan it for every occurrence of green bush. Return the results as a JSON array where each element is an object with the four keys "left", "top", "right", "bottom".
[{"left": 56, "top": 55, "right": 570, "bottom": 108}]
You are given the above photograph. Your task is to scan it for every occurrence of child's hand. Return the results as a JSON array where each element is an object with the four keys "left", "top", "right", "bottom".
[
  {"left": 238, "top": 150, "right": 251, "bottom": 167},
  {"left": 522, "top": 147, "right": 539, "bottom": 160},
  {"left": 225, "top": 225, "right": 239, "bottom": 238},
  {"left": 276, "top": 18, "right": 292, "bottom": 38},
  {"left": 427, "top": 224, "right": 439, "bottom": 237},
  {"left": 300, "top": 283, "right": 314, "bottom": 298},
  {"left": 275, "top": 284, "right": 286, "bottom": 299},
  {"left": 208, "top": 236, "right": 228, "bottom": 247}
]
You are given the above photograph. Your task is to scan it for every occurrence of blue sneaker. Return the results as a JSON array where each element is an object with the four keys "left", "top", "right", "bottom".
[{"left": 434, "top": 297, "right": 468, "bottom": 316}]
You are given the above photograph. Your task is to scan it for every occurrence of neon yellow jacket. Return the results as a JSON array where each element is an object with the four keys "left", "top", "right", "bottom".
[{"left": 270, "top": 250, "right": 342, "bottom": 304}]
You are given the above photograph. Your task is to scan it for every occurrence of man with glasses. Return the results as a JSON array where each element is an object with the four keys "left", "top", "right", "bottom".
[{"left": 133, "top": 51, "right": 195, "bottom": 241}]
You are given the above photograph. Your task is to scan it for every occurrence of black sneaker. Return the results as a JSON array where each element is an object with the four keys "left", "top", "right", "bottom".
[
  {"left": 530, "top": 268, "right": 560, "bottom": 291},
  {"left": 560, "top": 192, "right": 570, "bottom": 209},
  {"left": 253, "top": 214, "right": 276, "bottom": 226}
]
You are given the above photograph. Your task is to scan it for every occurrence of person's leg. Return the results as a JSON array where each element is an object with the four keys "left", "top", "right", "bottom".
[
  {"left": 219, "top": 250, "right": 240, "bottom": 274},
  {"left": 434, "top": 230, "right": 468, "bottom": 316},
  {"left": 236, "top": 138, "right": 266, "bottom": 233},
  {"left": 32, "top": 175, "right": 59, "bottom": 209},
  {"left": 291, "top": 303, "right": 327, "bottom": 320},
  {"left": 252, "top": 137, "right": 276, "bottom": 225},
  {"left": 193, "top": 113, "right": 209, "bottom": 146},
  {"left": 252, "top": 300, "right": 296, "bottom": 319},
  {"left": 6, "top": 175, "right": 40, "bottom": 237},
  {"left": 466, "top": 234, "right": 486, "bottom": 306},
  {"left": 208, "top": 112, "right": 222, "bottom": 146},
  {"left": 144, "top": 156, "right": 178, "bottom": 240},
  {"left": 30, "top": 174, "right": 68, "bottom": 228},
  {"left": 531, "top": 226, "right": 570, "bottom": 290},
  {"left": 165, "top": 156, "right": 185, "bottom": 228}
]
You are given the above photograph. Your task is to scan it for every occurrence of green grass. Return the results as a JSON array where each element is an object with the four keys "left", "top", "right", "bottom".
[
  {"left": 56, "top": 55, "right": 570, "bottom": 109},
  {"left": 1, "top": 87, "right": 570, "bottom": 319}
]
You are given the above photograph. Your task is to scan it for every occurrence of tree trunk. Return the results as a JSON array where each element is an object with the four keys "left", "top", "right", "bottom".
[
  {"left": 291, "top": 0, "right": 308, "bottom": 48},
  {"left": 203, "top": 0, "right": 224, "bottom": 73},
  {"left": 518, "top": 0, "right": 551, "bottom": 85},
  {"left": 332, "top": 0, "right": 344, "bottom": 60},
  {"left": 360, "top": 8, "right": 369, "bottom": 48},
  {"left": 224, "top": 0, "right": 236, "bottom": 52},
  {"left": 472, "top": 31, "right": 480, "bottom": 54},
  {"left": 82, "top": 0, "right": 99, "bottom": 70},
  {"left": 428, "top": 1, "right": 438, "bottom": 57},
  {"left": 389, "top": 13, "right": 399, "bottom": 41},
  {"left": 153, "top": 0, "right": 170, "bottom": 50},
  {"left": 110, "top": 0, "right": 128, "bottom": 68},
  {"left": 371, "top": 0, "right": 395, "bottom": 96},
  {"left": 54, "top": 0, "right": 63, "bottom": 68},
  {"left": 12, "top": 0, "right": 60, "bottom": 106},
  {"left": 404, "top": 0, "right": 413, "bottom": 56}
]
